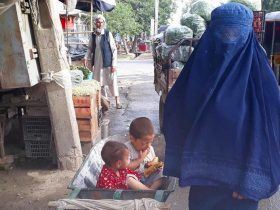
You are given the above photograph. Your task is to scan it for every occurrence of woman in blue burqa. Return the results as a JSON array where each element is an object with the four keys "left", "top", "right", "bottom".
[{"left": 163, "top": 3, "right": 280, "bottom": 210}]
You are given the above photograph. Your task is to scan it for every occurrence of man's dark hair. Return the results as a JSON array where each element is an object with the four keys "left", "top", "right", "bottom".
[
  {"left": 129, "top": 117, "right": 154, "bottom": 139},
  {"left": 101, "top": 141, "right": 128, "bottom": 166}
]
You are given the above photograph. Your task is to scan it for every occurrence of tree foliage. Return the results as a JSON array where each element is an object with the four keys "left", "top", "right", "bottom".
[
  {"left": 263, "top": 0, "right": 280, "bottom": 12},
  {"left": 159, "top": 0, "right": 177, "bottom": 26},
  {"left": 104, "top": 2, "right": 140, "bottom": 36},
  {"left": 81, "top": 0, "right": 176, "bottom": 36},
  {"left": 121, "top": 0, "right": 176, "bottom": 33}
]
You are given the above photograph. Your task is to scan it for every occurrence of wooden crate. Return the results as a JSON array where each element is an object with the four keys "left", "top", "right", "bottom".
[
  {"left": 73, "top": 92, "right": 101, "bottom": 110},
  {"left": 73, "top": 94, "right": 99, "bottom": 119},
  {"left": 73, "top": 94, "right": 101, "bottom": 142},
  {"left": 74, "top": 107, "right": 93, "bottom": 119},
  {"left": 77, "top": 119, "right": 98, "bottom": 142},
  {"left": 73, "top": 96, "right": 93, "bottom": 108}
]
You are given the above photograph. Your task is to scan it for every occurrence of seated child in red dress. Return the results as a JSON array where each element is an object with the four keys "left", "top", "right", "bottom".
[{"left": 96, "top": 141, "right": 158, "bottom": 190}]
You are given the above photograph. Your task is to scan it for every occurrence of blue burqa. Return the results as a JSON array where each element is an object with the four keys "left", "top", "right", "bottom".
[{"left": 163, "top": 3, "right": 280, "bottom": 201}]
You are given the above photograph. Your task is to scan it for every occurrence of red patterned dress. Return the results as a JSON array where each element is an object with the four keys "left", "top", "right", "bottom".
[{"left": 96, "top": 165, "right": 141, "bottom": 189}]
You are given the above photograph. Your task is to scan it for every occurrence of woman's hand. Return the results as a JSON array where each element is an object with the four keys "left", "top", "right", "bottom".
[
  {"left": 232, "top": 192, "right": 246, "bottom": 200},
  {"left": 111, "top": 66, "right": 117, "bottom": 73}
]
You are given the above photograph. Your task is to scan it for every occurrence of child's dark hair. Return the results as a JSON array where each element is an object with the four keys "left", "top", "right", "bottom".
[
  {"left": 101, "top": 141, "right": 128, "bottom": 166},
  {"left": 129, "top": 117, "right": 154, "bottom": 139}
]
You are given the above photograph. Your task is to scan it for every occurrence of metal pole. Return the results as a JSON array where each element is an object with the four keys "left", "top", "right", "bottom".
[
  {"left": 0, "top": 116, "right": 5, "bottom": 159},
  {"left": 66, "top": 0, "right": 69, "bottom": 46},
  {"left": 271, "top": 21, "right": 276, "bottom": 72},
  {"left": 90, "top": 1, "right": 93, "bottom": 32},
  {"left": 154, "top": 0, "right": 159, "bottom": 35},
  {"left": 65, "top": 0, "right": 71, "bottom": 64},
  {"left": 151, "top": 18, "right": 155, "bottom": 36}
]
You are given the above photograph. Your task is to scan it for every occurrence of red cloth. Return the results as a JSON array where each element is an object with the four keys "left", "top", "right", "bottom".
[{"left": 96, "top": 165, "right": 141, "bottom": 190}]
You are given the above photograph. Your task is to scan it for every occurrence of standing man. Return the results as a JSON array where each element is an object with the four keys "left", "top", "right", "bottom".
[{"left": 84, "top": 14, "right": 122, "bottom": 109}]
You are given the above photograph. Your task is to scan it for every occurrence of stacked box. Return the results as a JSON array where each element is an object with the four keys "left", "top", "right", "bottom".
[
  {"left": 22, "top": 116, "right": 52, "bottom": 158},
  {"left": 73, "top": 91, "right": 101, "bottom": 142}
]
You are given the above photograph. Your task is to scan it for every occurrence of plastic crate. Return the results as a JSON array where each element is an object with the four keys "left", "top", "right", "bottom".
[
  {"left": 25, "top": 140, "right": 52, "bottom": 158},
  {"left": 22, "top": 116, "right": 52, "bottom": 158}
]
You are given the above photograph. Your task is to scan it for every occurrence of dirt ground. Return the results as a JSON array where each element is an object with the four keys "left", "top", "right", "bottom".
[{"left": 0, "top": 159, "right": 75, "bottom": 210}]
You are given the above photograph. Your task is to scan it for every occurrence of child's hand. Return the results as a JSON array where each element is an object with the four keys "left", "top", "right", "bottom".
[
  {"left": 139, "top": 148, "right": 150, "bottom": 160},
  {"left": 145, "top": 157, "right": 159, "bottom": 167},
  {"left": 144, "top": 162, "right": 164, "bottom": 178}
]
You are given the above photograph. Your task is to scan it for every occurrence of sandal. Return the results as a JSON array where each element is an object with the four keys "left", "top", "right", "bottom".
[{"left": 116, "top": 104, "right": 123, "bottom": 109}]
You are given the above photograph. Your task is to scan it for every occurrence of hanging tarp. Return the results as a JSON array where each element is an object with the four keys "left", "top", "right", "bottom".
[
  {"left": 93, "top": 0, "right": 116, "bottom": 12},
  {"left": 59, "top": 0, "right": 116, "bottom": 12}
]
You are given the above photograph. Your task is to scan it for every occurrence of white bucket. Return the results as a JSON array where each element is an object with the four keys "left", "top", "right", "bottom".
[{"left": 101, "top": 119, "right": 110, "bottom": 139}]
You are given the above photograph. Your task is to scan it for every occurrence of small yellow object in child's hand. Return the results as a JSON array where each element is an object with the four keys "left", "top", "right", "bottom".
[
  {"left": 145, "top": 157, "right": 159, "bottom": 168},
  {"left": 144, "top": 158, "right": 164, "bottom": 178}
]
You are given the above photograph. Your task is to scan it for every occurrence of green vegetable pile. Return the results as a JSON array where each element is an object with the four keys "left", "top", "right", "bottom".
[
  {"left": 229, "top": 0, "right": 261, "bottom": 11},
  {"left": 190, "top": 0, "right": 221, "bottom": 21},
  {"left": 70, "top": 65, "right": 91, "bottom": 80},
  {"left": 180, "top": 13, "right": 207, "bottom": 38},
  {"left": 165, "top": 25, "right": 193, "bottom": 45}
]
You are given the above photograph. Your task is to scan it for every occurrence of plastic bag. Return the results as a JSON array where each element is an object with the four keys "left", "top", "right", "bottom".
[
  {"left": 41, "top": 70, "right": 72, "bottom": 89},
  {"left": 190, "top": 0, "right": 221, "bottom": 21},
  {"left": 229, "top": 0, "right": 261, "bottom": 11},
  {"left": 161, "top": 43, "right": 194, "bottom": 63},
  {"left": 165, "top": 25, "right": 193, "bottom": 45},
  {"left": 180, "top": 13, "right": 207, "bottom": 38},
  {"left": 171, "top": 61, "right": 185, "bottom": 70},
  {"left": 70, "top": 70, "right": 83, "bottom": 86}
]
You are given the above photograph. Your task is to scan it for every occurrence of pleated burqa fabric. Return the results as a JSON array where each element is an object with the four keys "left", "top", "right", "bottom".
[{"left": 163, "top": 3, "right": 280, "bottom": 201}]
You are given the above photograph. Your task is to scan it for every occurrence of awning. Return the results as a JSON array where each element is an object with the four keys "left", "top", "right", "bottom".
[
  {"left": 266, "top": 12, "right": 280, "bottom": 21},
  {"left": 59, "top": 0, "right": 116, "bottom": 12}
]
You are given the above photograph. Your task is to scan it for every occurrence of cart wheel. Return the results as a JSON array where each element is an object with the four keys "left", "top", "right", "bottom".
[{"left": 159, "top": 95, "right": 164, "bottom": 132}]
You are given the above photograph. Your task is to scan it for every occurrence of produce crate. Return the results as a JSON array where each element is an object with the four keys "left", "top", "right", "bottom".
[
  {"left": 21, "top": 116, "right": 52, "bottom": 158},
  {"left": 72, "top": 94, "right": 101, "bottom": 142},
  {"left": 73, "top": 96, "right": 93, "bottom": 108},
  {"left": 74, "top": 107, "right": 94, "bottom": 119},
  {"left": 77, "top": 119, "right": 98, "bottom": 142},
  {"left": 73, "top": 92, "right": 101, "bottom": 108}
]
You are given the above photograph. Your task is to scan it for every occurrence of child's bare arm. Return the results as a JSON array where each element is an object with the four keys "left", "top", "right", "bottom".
[
  {"left": 127, "top": 176, "right": 151, "bottom": 190},
  {"left": 127, "top": 148, "right": 150, "bottom": 170}
]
